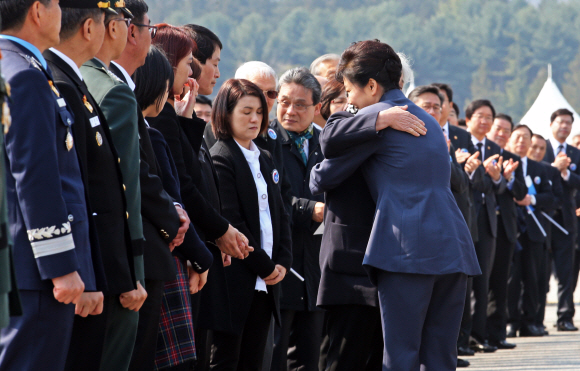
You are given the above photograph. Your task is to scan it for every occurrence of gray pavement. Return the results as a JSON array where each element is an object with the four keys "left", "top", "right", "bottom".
[{"left": 465, "top": 283, "right": 580, "bottom": 370}]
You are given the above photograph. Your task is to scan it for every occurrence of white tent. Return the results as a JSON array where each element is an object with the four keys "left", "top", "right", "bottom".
[{"left": 520, "top": 64, "right": 580, "bottom": 143}]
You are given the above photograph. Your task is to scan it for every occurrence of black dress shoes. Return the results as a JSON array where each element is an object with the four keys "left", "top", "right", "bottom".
[
  {"left": 506, "top": 324, "right": 518, "bottom": 338},
  {"left": 488, "top": 339, "right": 516, "bottom": 349},
  {"left": 458, "top": 346, "right": 475, "bottom": 356},
  {"left": 469, "top": 338, "right": 497, "bottom": 353},
  {"left": 457, "top": 358, "right": 470, "bottom": 368},
  {"left": 557, "top": 321, "right": 579, "bottom": 331},
  {"left": 519, "top": 324, "right": 544, "bottom": 337}
]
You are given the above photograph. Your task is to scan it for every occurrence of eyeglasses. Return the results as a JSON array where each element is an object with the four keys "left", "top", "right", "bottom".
[
  {"left": 472, "top": 113, "right": 494, "bottom": 122},
  {"left": 109, "top": 17, "right": 131, "bottom": 27},
  {"left": 420, "top": 103, "right": 441, "bottom": 112},
  {"left": 133, "top": 23, "right": 158, "bottom": 38},
  {"left": 263, "top": 90, "right": 278, "bottom": 99},
  {"left": 277, "top": 99, "right": 314, "bottom": 112}
]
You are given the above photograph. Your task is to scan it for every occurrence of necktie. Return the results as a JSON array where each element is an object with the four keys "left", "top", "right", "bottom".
[
  {"left": 476, "top": 142, "right": 483, "bottom": 160},
  {"left": 558, "top": 144, "right": 564, "bottom": 155},
  {"left": 288, "top": 124, "right": 314, "bottom": 165}
]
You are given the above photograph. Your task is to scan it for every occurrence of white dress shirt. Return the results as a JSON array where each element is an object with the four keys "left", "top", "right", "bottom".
[
  {"left": 235, "top": 140, "right": 274, "bottom": 292},
  {"left": 111, "top": 61, "right": 136, "bottom": 91},
  {"left": 50, "top": 48, "right": 83, "bottom": 81}
]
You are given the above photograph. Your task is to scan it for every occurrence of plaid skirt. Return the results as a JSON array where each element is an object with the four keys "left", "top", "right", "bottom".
[{"left": 154, "top": 257, "right": 196, "bottom": 370}]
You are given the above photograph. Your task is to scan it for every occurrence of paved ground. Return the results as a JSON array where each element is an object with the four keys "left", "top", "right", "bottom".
[{"left": 465, "top": 279, "right": 580, "bottom": 370}]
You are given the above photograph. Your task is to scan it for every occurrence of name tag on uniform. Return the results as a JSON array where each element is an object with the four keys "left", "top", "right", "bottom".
[
  {"left": 89, "top": 116, "right": 101, "bottom": 128},
  {"left": 57, "top": 98, "right": 67, "bottom": 107}
]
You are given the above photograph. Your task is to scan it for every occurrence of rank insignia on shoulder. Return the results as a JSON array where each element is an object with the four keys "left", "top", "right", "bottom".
[
  {"left": 268, "top": 128, "right": 277, "bottom": 140},
  {"left": 272, "top": 169, "right": 279, "bottom": 184},
  {"left": 96, "top": 132, "right": 103, "bottom": 146},
  {"left": 83, "top": 95, "right": 93, "bottom": 113},
  {"left": 48, "top": 80, "right": 60, "bottom": 97},
  {"left": 571, "top": 163, "right": 577, "bottom": 171}
]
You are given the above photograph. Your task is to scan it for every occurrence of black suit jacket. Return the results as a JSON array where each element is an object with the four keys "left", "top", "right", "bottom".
[
  {"left": 147, "top": 126, "right": 213, "bottom": 272},
  {"left": 542, "top": 141, "right": 580, "bottom": 235},
  {"left": 45, "top": 50, "right": 133, "bottom": 294},
  {"left": 449, "top": 143, "right": 477, "bottom": 241},
  {"left": 149, "top": 105, "right": 230, "bottom": 243},
  {"left": 205, "top": 120, "right": 293, "bottom": 215},
  {"left": 468, "top": 137, "right": 507, "bottom": 238},
  {"left": 496, "top": 150, "right": 528, "bottom": 244},
  {"left": 449, "top": 125, "right": 471, "bottom": 151},
  {"left": 109, "top": 63, "right": 181, "bottom": 280},
  {"left": 522, "top": 159, "right": 555, "bottom": 243},
  {"left": 272, "top": 121, "right": 324, "bottom": 312},
  {"left": 210, "top": 137, "right": 292, "bottom": 334}
]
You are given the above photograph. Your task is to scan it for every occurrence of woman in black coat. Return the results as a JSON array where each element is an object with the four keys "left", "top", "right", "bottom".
[{"left": 209, "top": 78, "right": 292, "bottom": 371}]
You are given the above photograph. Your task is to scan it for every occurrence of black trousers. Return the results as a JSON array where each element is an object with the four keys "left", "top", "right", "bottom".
[
  {"left": 535, "top": 247, "right": 551, "bottom": 327},
  {"left": 457, "top": 277, "right": 473, "bottom": 348},
  {"left": 507, "top": 234, "right": 543, "bottom": 327},
  {"left": 210, "top": 291, "right": 272, "bottom": 371},
  {"left": 550, "top": 214, "right": 576, "bottom": 323},
  {"left": 66, "top": 294, "right": 139, "bottom": 371},
  {"left": 128, "top": 279, "right": 165, "bottom": 371},
  {"left": 318, "top": 304, "right": 383, "bottom": 371},
  {"left": 486, "top": 216, "right": 516, "bottom": 342},
  {"left": 471, "top": 207, "right": 496, "bottom": 342},
  {"left": 271, "top": 309, "right": 324, "bottom": 371}
]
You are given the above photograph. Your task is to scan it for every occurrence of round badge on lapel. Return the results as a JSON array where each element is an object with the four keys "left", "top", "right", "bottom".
[
  {"left": 571, "top": 163, "right": 577, "bottom": 171},
  {"left": 96, "top": 132, "right": 103, "bottom": 146},
  {"left": 461, "top": 148, "right": 468, "bottom": 153},
  {"left": 534, "top": 176, "right": 541, "bottom": 185},
  {"left": 272, "top": 169, "right": 279, "bottom": 184},
  {"left": 268, "top": 128, "right": 277, "bottom": 140}
]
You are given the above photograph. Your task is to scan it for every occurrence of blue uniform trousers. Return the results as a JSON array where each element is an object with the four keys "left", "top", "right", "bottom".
[
  {"left": 376, "top": 271, "right": 467, "bottom": 371},
  {"left": 0, "top": 288, "right": 74, "bottom": 371}
]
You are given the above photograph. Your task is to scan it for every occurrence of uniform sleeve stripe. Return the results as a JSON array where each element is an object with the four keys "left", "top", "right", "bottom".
[{"left": 31, "top": 234, "right": 75, "bottom": 258}]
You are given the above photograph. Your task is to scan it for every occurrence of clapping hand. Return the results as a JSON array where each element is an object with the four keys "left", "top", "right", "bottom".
[{"left": 484, "top": 154, "right": 503, "bottom": 181}]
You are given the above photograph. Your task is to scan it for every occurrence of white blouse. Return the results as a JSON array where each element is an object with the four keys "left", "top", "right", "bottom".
[{"left": 235, "top": 140, "right": 274, "bottom": 292}]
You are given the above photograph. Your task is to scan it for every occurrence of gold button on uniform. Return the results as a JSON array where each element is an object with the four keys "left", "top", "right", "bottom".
[
  {"left": 118, "top": 157, "right": 121, "bottom": 163},
  {"left": 126, "top": 212, "right": 129, "bottom": 219},
  {"left": 123, "top": 184, "right": 126, "bottom": 191}
]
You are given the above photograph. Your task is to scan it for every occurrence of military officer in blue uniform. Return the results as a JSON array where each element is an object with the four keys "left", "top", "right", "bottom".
[{"left": 0, "top": 0, "right": 104, "bottom": 369}]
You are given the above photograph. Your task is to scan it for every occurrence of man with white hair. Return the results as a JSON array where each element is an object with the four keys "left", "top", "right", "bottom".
[{"left": 310, "top": 53, "right": 340, "bottom": 79}]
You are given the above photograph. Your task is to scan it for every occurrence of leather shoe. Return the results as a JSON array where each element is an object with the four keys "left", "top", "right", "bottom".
[
  {"left": 519, "top": 324, "right": 544, "bottom": 337},
  {"left": 457, "top": 358, "right": 470, "bottom": 368},
  {"left": 489, "top": 339, "right": 516, "bottom": 349},
  {"left": 458, "top": 346, "right": 475, "bottom": 356},
  {"left": 469, "top": 338, "right": 497, "bottom": 353},
  {"left": 506, "top": 324, "right": 518, "bottom": 338},
  {"left": 557, "top": 321, "right": 579, "bottom": 331}
]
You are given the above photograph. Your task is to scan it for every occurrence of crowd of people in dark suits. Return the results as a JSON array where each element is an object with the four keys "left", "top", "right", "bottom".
[{"left": 0, "top": 1, "right": 578, "bottom": 371}]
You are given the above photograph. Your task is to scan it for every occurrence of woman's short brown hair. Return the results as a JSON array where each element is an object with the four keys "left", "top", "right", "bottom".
[
  {"left": 153, "top": 23, "right": 201, "bottom": 80},
  {"left": 211, "top": 79, "right": 269, "bottom": 140},
  {"left": 320, "top": 76, "right": 345, "bottom": 120}
]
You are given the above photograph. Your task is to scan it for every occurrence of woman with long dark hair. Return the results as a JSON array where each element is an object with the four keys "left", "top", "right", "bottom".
[
  {"left": 310, "top": 40, "right": 481, "bottom": 370},
  {"left": 209, "top": 79, "right": 292, "bottom": 371}
]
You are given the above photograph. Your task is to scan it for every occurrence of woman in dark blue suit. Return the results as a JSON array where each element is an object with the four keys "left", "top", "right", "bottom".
[
  {"left": 209, "top": 79, "right": 292, "bottom": 371},
  {"left": 310, "top": 40, "right": 481, "bottom": 371}
]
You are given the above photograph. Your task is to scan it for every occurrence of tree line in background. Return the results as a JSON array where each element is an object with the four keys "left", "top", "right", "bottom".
[{"left": 149, "top": 0, "right": 580, "bottom": 122}]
